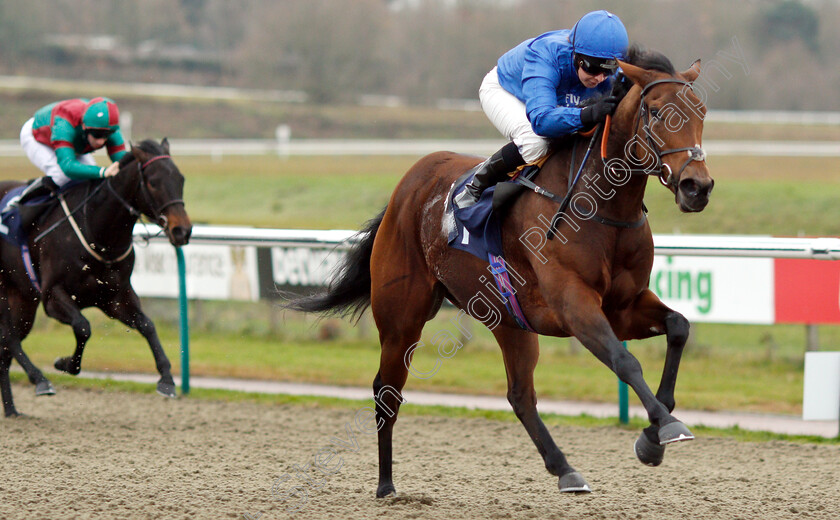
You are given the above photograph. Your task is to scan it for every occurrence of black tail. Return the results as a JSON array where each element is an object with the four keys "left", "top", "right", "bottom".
[{"left": 283, "top": 207, "right": 385, "bottom": 321}]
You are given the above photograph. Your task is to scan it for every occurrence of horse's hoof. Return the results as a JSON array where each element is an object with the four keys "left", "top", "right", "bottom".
[
  {"left": 35, "top": 380, "right": 56, "bottom": 396},
  {"left": 156, "top": 381, "right": 177, "bottom": 398},
  {"left": 376, "top": 483, "right": 397, "bottom": 498},
  {"left": 558, "top": 471, "right": 591, "bottom": 493},
  {"left": 658, "top": 421, "right": 694, "bottom": 445},
  {"left": 54, "top": 357, "right": 81, "bottom": 376},
  {"left": 635, "top": 431, "right": 665, "bottom": 466}
]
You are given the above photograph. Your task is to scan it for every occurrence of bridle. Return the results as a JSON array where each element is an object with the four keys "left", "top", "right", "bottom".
[
  {"left": 106, "top": 154, "right": 185, "bottom": 231},
  {"left": 627, "top": 78, "right": 706, "bottom": 187},
  {"left": 34, "top": 153, "right": 184, "bottom": 265}
]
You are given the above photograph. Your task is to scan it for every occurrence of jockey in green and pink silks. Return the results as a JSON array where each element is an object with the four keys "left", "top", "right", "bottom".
[{"left": 8, "top": 97, "right": 128, "bottom": 208}]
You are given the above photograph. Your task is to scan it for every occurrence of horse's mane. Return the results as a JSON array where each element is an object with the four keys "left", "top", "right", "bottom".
[
  {"left": 624, "top": 43, "right": 675, "bottom": 75},
  {"left": 604, "top": 44, "right": 676, "bottom": 102},
  {"left": 119, "top": 139, "right": 167, "bottom": 167}
]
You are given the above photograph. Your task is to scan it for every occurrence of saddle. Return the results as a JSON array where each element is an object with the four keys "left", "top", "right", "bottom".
[
  {"left": 446, "top": 161, "right": 543, "bottom": 261},
  {"left": 0, "top": 180, "right": 81, "bottom": 246}
]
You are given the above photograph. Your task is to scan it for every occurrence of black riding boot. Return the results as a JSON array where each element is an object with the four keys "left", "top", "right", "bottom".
[
  {"left": 454, "top": 142, "right": 525, "bottom": 209},
  {"left": 3, "top": 177, "right": 59, "bottom": 229}
]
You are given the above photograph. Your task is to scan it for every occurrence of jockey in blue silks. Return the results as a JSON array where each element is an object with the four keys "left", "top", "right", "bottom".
[{"left": 455, "top": 10, "right": 629, "bottom": 208}]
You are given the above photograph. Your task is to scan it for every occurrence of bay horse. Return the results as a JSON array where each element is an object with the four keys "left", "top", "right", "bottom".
[
  {"left": 287, "top": 48, "right": 713, "bottom": 494},
  {"left": 0, "top": 138, "right": 192, "bottom": 417}
]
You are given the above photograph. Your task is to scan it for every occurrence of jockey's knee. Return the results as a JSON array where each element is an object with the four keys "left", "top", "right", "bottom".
[{"left": 514, "top": 137, "right": 550, "bottom": 164}]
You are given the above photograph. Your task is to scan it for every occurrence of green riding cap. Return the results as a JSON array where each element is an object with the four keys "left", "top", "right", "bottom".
[{"left": 83, "top": 97, "right": 120, "bottom": 131}]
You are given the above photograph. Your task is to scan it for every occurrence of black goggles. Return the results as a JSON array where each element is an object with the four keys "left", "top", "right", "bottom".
[
  {"left": 577, "top": 55, "right": 618, "bottom": 76},
  {"left": 86, "top": 128, "right": 115, "bottom": 139}
]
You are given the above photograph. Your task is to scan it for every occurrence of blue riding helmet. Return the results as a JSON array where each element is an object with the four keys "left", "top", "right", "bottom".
[{"left": 570, "top": 10, "right": 628, "bottom": 61}]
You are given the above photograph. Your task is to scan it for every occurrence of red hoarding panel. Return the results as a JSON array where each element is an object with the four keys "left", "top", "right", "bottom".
[{"left": 774, "top": 259, "right": 840, "bottom": 324}]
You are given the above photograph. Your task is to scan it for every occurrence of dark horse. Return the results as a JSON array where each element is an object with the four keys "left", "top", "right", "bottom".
[
  {"left": 0, "top": 138, "right": 192, "bottom": 417},
  {"left": 287, "top": 48, "right": 713, "bottom": 495}
]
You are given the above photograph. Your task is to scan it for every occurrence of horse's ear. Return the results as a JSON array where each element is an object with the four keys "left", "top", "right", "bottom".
[
  {"left": 131, "top": 141, "right": 149, "bottom": 164},
  {"left": 161, "top": 137, "right": 170, "bottom": 154},
  {"left": 681, "top": 59, "right": 702, "bottom": 83},
  {"left": 617, "top": 60, "right": 655, "bottom": 88}
]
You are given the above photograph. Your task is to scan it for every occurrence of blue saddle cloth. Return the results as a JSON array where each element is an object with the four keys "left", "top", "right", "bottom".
[
  {"left": 446, "top": 169, "right": 537, "bottom": 332},
  {"left": 447, "top": 171, "right": 504, "bottom": 261},
  {"left": 0, "top": 186, "right": 29, "bottom": 247}
]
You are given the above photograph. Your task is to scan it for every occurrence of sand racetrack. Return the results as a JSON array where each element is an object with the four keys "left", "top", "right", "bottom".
[{"left": 1, "top": 383, "right": 838, "bottom": 520}]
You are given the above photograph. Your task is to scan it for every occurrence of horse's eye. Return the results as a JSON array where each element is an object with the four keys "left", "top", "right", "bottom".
[{"left": 649, "top": 108, "right": 660, "bottom": 120}]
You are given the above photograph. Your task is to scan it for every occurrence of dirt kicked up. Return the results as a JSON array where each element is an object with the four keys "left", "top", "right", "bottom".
[{"left": 1, "top": 384, "right": 838, "bottom": 520}]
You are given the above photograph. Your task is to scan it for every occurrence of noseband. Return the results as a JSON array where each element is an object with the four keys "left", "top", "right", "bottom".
[{"left": 629, "top": 78, "right": 706, "bottom": 187}]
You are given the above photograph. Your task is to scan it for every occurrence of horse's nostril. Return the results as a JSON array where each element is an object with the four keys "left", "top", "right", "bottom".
[
  {"left": 172, "top": 226, "right": 192, "bottom": 245},
  {"left": 679, "top": 179, "right": 700, "bottom": 198}
]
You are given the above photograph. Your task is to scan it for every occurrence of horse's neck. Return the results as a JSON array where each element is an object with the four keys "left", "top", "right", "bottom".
[
  {"left": 543, "top": 117, "right": 648, "bottom": 223},
  {"left": 75, "top": 172, "right": 140, "bottom": 246}
]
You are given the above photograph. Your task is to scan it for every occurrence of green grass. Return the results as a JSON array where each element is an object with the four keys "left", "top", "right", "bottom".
[
  {"left": 6, "top": 153, "right": 835, "bottom": 233},
  {"left": 19, "top": 304, "right": 839, "bottom": 416}
]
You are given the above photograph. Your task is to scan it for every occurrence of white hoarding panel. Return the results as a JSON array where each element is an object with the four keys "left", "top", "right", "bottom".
[
  {"left": 649, "top": 256, "right": 774, "bottom": 324},
  {"left": 803, "top": 352, "right": 840, "bottom": 421},
  {"left": 132, "top": 243, "right": 259, "bottom": 301}
]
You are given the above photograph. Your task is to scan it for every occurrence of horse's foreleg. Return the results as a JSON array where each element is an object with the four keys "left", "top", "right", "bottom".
[
  {"left": 43, "top": 287, "right": 91, "bottom": 376},
  {"left": 612, "top": 289, "right": 692, "bottom": 465},
  {"left": 494, "top": 326, "right": 590, "bottom": 492},
  {"left": 558, "top": 284, "right": 693, "bottom": 448},
  {"left": 102, "top": 289, "right": 175, "bottom": 397},
  {"left": 613, "top": 289, "right": 691, "bottom": 412}
]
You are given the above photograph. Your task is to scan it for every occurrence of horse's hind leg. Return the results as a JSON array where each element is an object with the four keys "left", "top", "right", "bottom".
[
  {"left": 0, "top": 299, "right": 20, "bottom": 417},
  {"left": 1, "top": 291, "right": 54, "bottom": 397},
  {"left": 494, "top": 326, "right": 590, "bottom": 492},
  {"left": 370, "top": 257, "right": 440, "bottom": 497},
  {"left": 101, "top": 288, "right": 176, "bottom": 397},
  {"left": 0, "top": 348, "right": 19, "bottom": 417},
  {"left": 11, "top": 347, "right": 55, "bottom": 396}
]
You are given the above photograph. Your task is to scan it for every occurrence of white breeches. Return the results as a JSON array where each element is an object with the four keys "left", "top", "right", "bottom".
[{"left": 479, "top": 67, "right": 550, "bottom": 163}]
